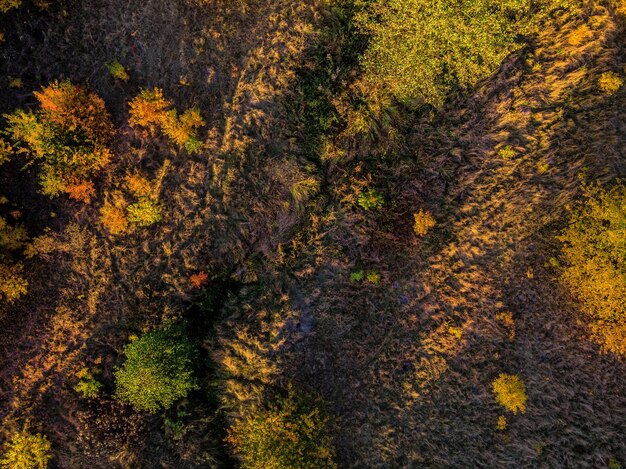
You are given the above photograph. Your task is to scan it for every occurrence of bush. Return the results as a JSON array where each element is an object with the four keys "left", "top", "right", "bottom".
[
  {"left": 0, "top": 216, "right": 28, "bottom": 302},
  {"left": 0, "top": 138, "right": 12, "bottom": 166},
  {"left": 558, "top": 183, "right": 626, "bottom": 355},
  {"left": 226, "top": 387, "right": 336, "bottom": 469},
  {"left": 74, "top": 367, "right": 102, "bottom": 399},
  {"left": 126, "top": 198, "right": 162, "bottom": 227},
  {"left": 492, "top": 373, "right": 527, "bottom": 414},
  {"left": 106, "top": 60, "right": 129, "bottom": 82},
  {"left": 598, "top": 71, "right": 623, "bottom": 95},
  {"left": 128, "top": 88, "right": 204, "bottom": 152},
  {"left": 0, "top": 0, "right": 21, "bottom": 13},
  {"left": 4, "top": 81, "right": 113, "bottom": 201},
  {"left": 357, "top": 188, "right": 383, "bottom": 210},
  {"left": 114, "top": 324, "right": 198, "bottom": 413},
  {"left": 413, "top": 210, "right": 436, "bottom": 236},
  {"left": 0, "top": 262, "right": 28, "bottom": 302},
  {"left": 356, "top": 0, "right": 542, "bottom": 107},
  {"left": 0, "top": 429, "right": 51, "bottom": 469}
]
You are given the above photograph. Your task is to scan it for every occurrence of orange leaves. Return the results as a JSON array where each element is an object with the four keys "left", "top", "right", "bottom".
[
  {"left": 128, "top": 88, "right": 171, "bottom": 130},
  {"left": 66, "top": 181, "right": 96, "bottom": 203},
  {"left": 128, "top": 88, "right": 204, "bottom": 152},
  {"left": 5, "top": 80, "right": 114, "bottom": 201},
  {"left": 190, "top": 271, "right": 209, "bottom": 289}
]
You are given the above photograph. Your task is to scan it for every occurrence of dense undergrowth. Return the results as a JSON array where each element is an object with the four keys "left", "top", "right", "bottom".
[{"left": 0, "top": 0, "right": 625, "bottom": 467}]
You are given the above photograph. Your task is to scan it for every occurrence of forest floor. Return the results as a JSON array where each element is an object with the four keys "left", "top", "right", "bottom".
[{"left": 0, "top": 0, "right": 624, "bottom": 467}]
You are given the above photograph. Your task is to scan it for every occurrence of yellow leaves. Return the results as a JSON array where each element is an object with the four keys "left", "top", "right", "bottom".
[
  {"left": 0, "top": 429, "right": 51, "bottom": 469},
  {"left": 496, "top": 415, "right": 507, "bottom": 430},
  {"left": 413, "top": 210, "right": 436, "bottom": 236},
  {"left": 492, "top": 374, "right": 527, "bottom": 414},
  {"left": 559, "top": 184, "right": 626, "bottom": 355},
  {"left": 598, "top": 71, "right": 624, "bottom": 95}
]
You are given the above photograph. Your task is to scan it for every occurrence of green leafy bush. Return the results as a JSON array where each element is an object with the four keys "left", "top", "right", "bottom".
[
  {"left": 4, "top": 80, "right": 113, "bottom": 201},
  {"left": 0, "top": 429, "right": 51, "bottom": 469},
  {"left": 357, "top": 188, "right": 383, "bottom": 210},
  {"left": 558, "top": 183, "right": 626, "bottom": 355},
  {"left": 126, "top": 198, "right": 162, "bottom": 227},
  {"left": 74, "top": 367, "right": 103, "bottom": 399},
  {"left": 226, "top": 387, "right": 336, "bottom": 469},
  {"left": 356, "top": 0, "right": 541, "bottom": 106},
  {"left": 114, "top": 324, "right": 198, "bottom": 413},
  {"left": 107, "top": 60, "right": 129, "bottom": 82}
]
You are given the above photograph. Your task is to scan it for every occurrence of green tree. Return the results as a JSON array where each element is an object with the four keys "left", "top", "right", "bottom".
[
  {"left": 226, "top": 387, "right": 336, "bottom": 469},
  {"left": 114, "top": 324, "right": 198, "bottom": 413}
]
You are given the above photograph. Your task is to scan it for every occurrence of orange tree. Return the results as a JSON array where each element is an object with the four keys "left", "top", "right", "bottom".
[{"left": 4, "top": 80, "right": 113, "bottom": 202}]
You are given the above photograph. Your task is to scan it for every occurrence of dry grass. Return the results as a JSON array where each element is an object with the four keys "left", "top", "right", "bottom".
[{"left": 0, "top": 0, "right": 624, "bottom": 466}]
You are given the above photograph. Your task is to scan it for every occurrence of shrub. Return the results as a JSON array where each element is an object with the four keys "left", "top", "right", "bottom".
[
  {"left": 0, "top": 0, "right": 21, "bottom": 13},
  {"left": 413, "top": 210, "right": 436, "bottom": 236},
  {"left": 128, "top": 88, "right": 204, "bottom": 152},
  {"left": 74, "top": 367, "right": 102, "bottom": 399},
  {"left": 126, "top": 198, "right": 162, "bottom": 227},
  {"left": 558, "top": 183, "right": 626, "bottom": 355},
  {"left": 0, "top": 216, "right": 28, "bottom": 302},
  {"left": 366, "top": 270, "right": 381, "bottom": 284},
  {"left": 497, "top": 145, "right": 517, "bottom": 159},
  {"left": 357, "top": 188, "right": 383, "bottom": 210},
  {"left": 4, "top": 81, "right": 113, "bottom": 201},
  {"left": 356, "top": 0, "right": 540, "bottom": 107},
  {"left": 124, "top": 173, "right": 152, "bottom": 198},
  {"left": 114, "top": 324, "right": 198, "bottom": 413},
  {"left": 0, "top": 138, "right": 11, "bottom": 166},
  {"left": 189, "top": 271, "right": 209, "bottom": 289},
  {"left": 492, "top": 374, "right": 527, "bottom": 414},
  {"left": 598, "top": 71, "right": 623, "bottom": 95},
  {"left": 0, "top": 262, "right": 28, "bottom": 302},
  {"left": 100, "top": 201, "right": 128, "bottom": 235},
  {"left": 106, "top": 60, "right": 129, "bottom": 82},
  {"left": 226, "top": 387, "right": 336, "bottom": 469},
  {"left": 0, "top": 429, "right": 51, "bottom": 469}
]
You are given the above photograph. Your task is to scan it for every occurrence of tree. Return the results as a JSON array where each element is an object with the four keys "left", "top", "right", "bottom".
[
  {"left": 558, "top": 183, "right": 626, "bottom": 355},
  {"left": 114, "top": 324, "right": 198, "bottom": 413},
  {"left": 0, "top": 216, "right": 28, "bottom": 302},
  {"left": 4, "top": 80, "right": 113, "bottom": 202},
  {"left": 226, "top": 387, "right": 336, "bottom": 469},
  {"left": 128, "top": 88, "right": 204, "bottom": 153},
  {"left": 0, "top": 429, "right": 51, "bottom": 469},
  {"left": 492, "top": 374, "right": 527, "bottom": 414}
]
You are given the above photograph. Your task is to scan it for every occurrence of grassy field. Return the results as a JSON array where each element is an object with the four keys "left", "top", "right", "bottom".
[{"left": 0, "top": 0, "right": 625, "bottom": 467}]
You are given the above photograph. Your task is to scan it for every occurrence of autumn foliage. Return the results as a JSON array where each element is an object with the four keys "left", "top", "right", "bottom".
[
  {"left": 559, "top": 184, "right": 626, "bottom": 355},
  {"left": 4, "top": 81, "right": 113, "bottom": 201},
  {"left": 128, "top": 88, "right": 204, "bottom": 152}
]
